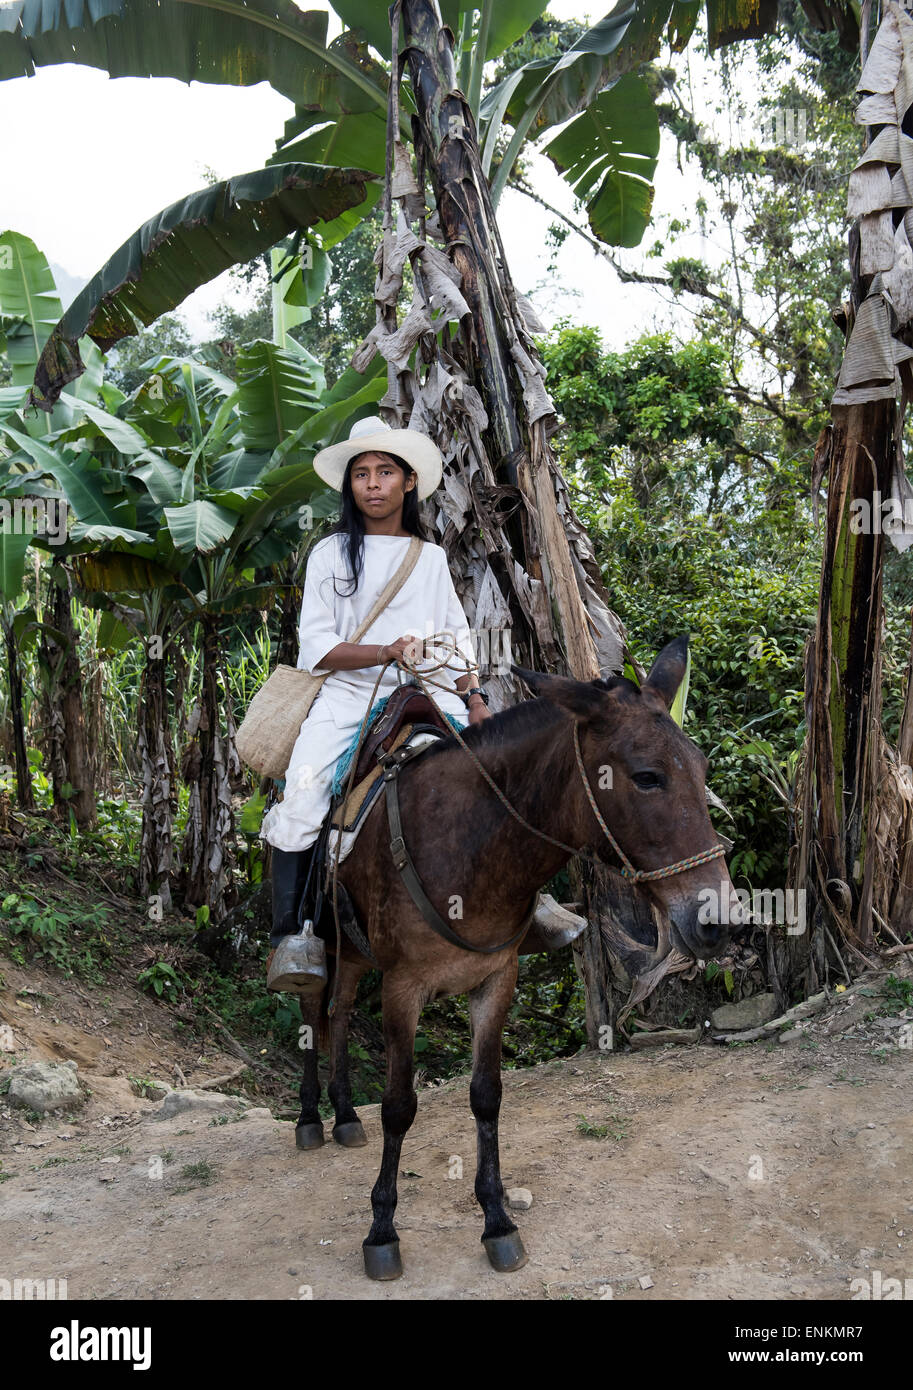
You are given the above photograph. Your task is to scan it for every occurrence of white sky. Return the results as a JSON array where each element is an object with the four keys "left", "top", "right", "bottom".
[{"left": 0, "top": 1, "right": 747, "bottom": 350}]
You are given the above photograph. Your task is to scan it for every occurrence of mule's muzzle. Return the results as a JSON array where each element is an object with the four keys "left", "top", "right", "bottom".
[{"left": 667, "top": 878, "right": 744, "bottom": 960}]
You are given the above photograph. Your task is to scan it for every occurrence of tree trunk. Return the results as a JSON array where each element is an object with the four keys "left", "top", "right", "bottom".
[
  {"left": 137, "top": 638, "right": 175, "bottom": 914},
  {"left": 790, "top": 400, "right": 898, "bottom": 990},
  {"left": 788, "top": 0, "right": 913, "bottom": 983},
  {"left": 177, "top": 618, "right": 238, "bottom": 935},
  {"left": 2, "top": 610, "right": 34, "bottom": 810},
  {"left": 276, "top": 553, "right": 302, "bottom": 670},
  {"left": 889, "top": 615, "right": 913, "bottom": 929},
  {"left": 391, "top": 0, "right": 671, "bottom": 1040},
  {"left": 39, "top": 568, "right": 96, "bottom": 828}
]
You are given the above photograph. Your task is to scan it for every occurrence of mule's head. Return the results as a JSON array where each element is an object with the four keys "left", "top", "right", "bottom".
[{"left": 512, "top": 636, "right": 741, "bottom": 960}]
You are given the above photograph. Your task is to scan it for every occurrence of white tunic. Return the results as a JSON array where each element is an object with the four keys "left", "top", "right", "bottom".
[{"left": 259, "top": 532, "right": 474, "bottom": 853}]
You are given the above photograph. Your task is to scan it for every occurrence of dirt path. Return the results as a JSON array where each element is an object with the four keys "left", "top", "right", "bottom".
[{"left": 2, "top": 954, "right": 911, "bottom": 1301}]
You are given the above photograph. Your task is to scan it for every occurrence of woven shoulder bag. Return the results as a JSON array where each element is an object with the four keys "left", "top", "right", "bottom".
[{"left": 236, "top": 534, "right": 424, "bottom": 780}]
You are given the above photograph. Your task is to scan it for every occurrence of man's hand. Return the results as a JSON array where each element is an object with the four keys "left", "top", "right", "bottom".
[
  {"left": 467, "top": 696, "right": 492, "bottom": 726},
  {"left": 385, "top": 634, "right": 422, "bottom": 665}
]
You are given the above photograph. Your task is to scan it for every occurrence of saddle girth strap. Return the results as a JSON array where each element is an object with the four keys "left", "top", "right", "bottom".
[{"left": 382, "top": 745, "right": 536, "bottom": 955}]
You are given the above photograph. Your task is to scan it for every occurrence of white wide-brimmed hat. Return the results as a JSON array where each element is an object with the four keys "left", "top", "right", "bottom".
[{"left": 313, "top": 416, "right": 443, "bottom": 501}]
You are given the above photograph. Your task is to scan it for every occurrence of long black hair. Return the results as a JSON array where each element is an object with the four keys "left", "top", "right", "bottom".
[{"left": 326, "top": 450, "right": 433, "bottom": 597}]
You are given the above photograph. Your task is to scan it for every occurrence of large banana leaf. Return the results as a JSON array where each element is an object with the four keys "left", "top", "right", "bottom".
[
  {"left": 0, "top": 231, "right": 62, "bottom": 387},
  {"left": 483, "top": 0, "right": 858, "bottom": 214},
  {"left": 207, "top": 450, "right": 274, "bottom": 491},
  {"left": 71, "top": 552, "right": 181, "bottom": 595},
  {"left": 30, "top": 163, "right": 378, "bottom": 410},
  {"left": 54, "top": 394, "right": 149, "bottom": 454},
  {"left": 481, "top": 3, "right": 665, "bottom": 146},
  {"left": 330, "top": 0, "right": 461, "bottom": 56},
  {"left": 0, "top": 425, "right": 146, "bottom": 542},
  {"left": 268, "top": 366, "right": 388, "bottom": 468},
  {"left": 163, "top": 500, "right": 239, "bottom": 554},
  {"left": 0, "top": 1, "right": 387, "bottom": 111},
  {"left": 272, "top": 108, "right": 389, "bottom": 177},
  {"left": 129, "top": 456, "right": 186, "bottom": 506},
  {"left": 236, "top": 340, "right": 324, "bottom": 451},
  {"left": 543, "top": 74, "right": 660, "bottom": 248},
  {"left": 0, "top": 526, "right": 32, "bottom": 603}
]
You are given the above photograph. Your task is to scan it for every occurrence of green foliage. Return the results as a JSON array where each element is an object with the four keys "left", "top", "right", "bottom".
[
  {"left": 137, "top": 961, "right": 183, "bottom": 1001},
  {"left": 105, "top": 316, "right": 195, "bottom": 395},
  {"left": 541, "top": 324, "right": 740, "bottom": 492},
  {"left": 129, "top": 1075, "right": 168, "bottom": 1100},
  {"left": 705, "top": 960, "right": 735, "bottom": 995},
  {"left": 883, "top": 975, "right": 913, "bottom": 1008},
  {"left": 543, "top": 320, "right": 820, "bottom": 891},
  {"left": 0, "top": 892, "right": 114, "bottom": 981},
  {"left": 175, "top": 1160, "right": 217, "bottom": 1191}
]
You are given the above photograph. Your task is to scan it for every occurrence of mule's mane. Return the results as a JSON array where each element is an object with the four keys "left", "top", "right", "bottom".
[{"left": 422, "top": 694, "right": 566, "bottom": 761}]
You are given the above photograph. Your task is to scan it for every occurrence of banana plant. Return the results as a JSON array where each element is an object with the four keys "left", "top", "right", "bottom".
[
  {"left": 1, "top": 318, "right": 386, "bottom": 920},
  {"left": 23, "top": 164, "right": 379, "bottom": 408},
  {"left": 0, "top": 524, "right": 35, "bottom": 808},
  {"left": 0, "top": 229, "right": 106, "bottom": 432},
  {"left": 1, "top": 1, "right": 856, "bottom": 407}
]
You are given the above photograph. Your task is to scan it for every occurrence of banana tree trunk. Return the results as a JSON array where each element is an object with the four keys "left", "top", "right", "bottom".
[
  {"left": 889, "top": 619, "right": 913, "bottom": 928},
  {"left": 39, "top": 569, "right": 97, "bottom": 829},
  {"left": 2, "top": 610, "right": 34, "bottom": 810},
  {"left": 388, "top": 0, "right": 664, "bottom": 1041},
  {"left": 177, "top": 618, "right": 238, "bottom": 929},
  {"left": 276, "top": 553, "right": 302, "bottom": 668},
  {"left": 790, "top": 401, "right": 894, "bottom": 988},
  {"left": 788, "top": 1, "right": 913, "bottom": 983},
  {"left": 137, "top": 638, "right": 175, "bottom": 914}
]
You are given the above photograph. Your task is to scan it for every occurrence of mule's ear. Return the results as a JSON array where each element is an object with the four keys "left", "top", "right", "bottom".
[
  {"left": 644, "top": 634, "right": 689, "bottom": 709},
  {"left": 511, "top": 664, "right": 607, "bottom": 719}
]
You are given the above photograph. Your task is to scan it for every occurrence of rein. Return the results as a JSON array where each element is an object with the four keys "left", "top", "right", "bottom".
[
  {"left": 324, "top": 633, "right": 725, "bottom": 1012},
  {"left": 390, "top": 636, "right": 726, "bottom": 883}
]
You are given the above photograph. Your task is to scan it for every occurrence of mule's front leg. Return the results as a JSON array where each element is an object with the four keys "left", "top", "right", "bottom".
[
  {"left": 469, "top": 960, "right": 528, "bottom": 1272},
  {"left": 328, "top": 957, "right": 370, "bottom": 1148},
  {"left": 363, "top": 978, "right": 421, "bottom": 1281},
  {"left": 295, "top": 992, "right": 325, "bottom": 1150}
]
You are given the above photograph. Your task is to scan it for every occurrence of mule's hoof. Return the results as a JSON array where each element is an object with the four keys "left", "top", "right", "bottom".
[
  {"left": 483, "top": 1229, "right": 528, "bottom": 1273},
  {"left": 363, "top": 1239, "right": 402, "bottom": 1281},
  {"left": 333, "top": 1120, "right": 367, "bottom": 1148},
  {"left": 295, "top": 1122, "right": 325, "bottom": 1150}
]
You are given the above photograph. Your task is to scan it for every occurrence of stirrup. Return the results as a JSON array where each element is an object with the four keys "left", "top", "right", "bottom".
[
  {"left": 267, "top": 920, "right": 327, "bottom": 996},
  {"left": 532, "top": 892, "right": 588, "bottom": 949}
]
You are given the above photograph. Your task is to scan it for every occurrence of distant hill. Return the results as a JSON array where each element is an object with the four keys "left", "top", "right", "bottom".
[{"left": 49, "top": 262, "right": 87, "bottom": 311}]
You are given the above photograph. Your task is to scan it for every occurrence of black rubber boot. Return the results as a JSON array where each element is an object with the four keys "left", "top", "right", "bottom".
[
  {"left": 267, "top": 844, "right": 327, "bottom": 996},
  {"left": 269, "top": 846, "right": 311, "bottom": 949}
]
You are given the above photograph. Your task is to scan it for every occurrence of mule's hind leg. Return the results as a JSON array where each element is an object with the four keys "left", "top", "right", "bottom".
[
  {"left": 363, "top": 976, "right": 421, "bottom": 1280},
  {"left": 328, "top": 957, "right": 370, "bottom": 1148},
  {"left": 295, "top": 991, "right": 325, "bottom": 1150},
  {"left": 468, "top": 959, "right": 528, "bottom": 1272}
]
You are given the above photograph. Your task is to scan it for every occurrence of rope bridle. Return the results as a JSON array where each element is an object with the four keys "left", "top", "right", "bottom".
[
  {"left": 339, "top": 632, "right": 726, "bottom": 883},
  {"left": 323, "top": 632, "right": 725, "bottom": 1011}
]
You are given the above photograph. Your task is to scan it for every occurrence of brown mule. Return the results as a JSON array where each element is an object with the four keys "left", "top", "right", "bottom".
[{"left": 293, "top": 635, "right": 743, "bottom": 1279}]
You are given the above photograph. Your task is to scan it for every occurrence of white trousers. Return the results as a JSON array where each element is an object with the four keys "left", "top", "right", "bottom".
[{"left": 258, "top": 701, "right": 468, "bottom": 853}]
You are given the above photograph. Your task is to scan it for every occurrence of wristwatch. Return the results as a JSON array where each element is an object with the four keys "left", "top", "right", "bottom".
[{"left": 463, "top": 686, "right": 489, "bottom": 706}]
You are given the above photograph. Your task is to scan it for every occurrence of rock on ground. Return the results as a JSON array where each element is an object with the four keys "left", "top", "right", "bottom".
[
  {"left": 7, "top": 1060, "right": 83, "bottom": 1113},
  {"left": 710, "top": 993, "right": 778, "bottom": 1030},
  {"left": 152, "top": 1088, "right": 249, "bottom": 1121}
]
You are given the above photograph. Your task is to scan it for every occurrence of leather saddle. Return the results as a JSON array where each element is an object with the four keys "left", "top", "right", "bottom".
[
  {"left": 308, "top": 682, "right": 457, "bottom": 964},
  {"left": 348, "top": 681, "right": 453, "bottom": 786}
]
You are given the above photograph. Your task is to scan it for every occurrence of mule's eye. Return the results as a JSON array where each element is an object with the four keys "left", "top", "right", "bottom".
[{"left": 631, "top": 770, "right": 663, "bottom": 790}]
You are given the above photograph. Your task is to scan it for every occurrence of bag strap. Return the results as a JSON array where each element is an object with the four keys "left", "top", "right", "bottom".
[{"left": 346, "top": 534, "right": 425, "bottom": 645}]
